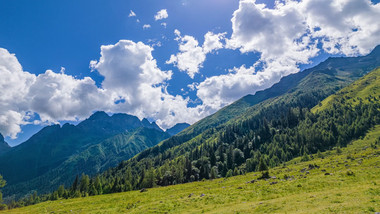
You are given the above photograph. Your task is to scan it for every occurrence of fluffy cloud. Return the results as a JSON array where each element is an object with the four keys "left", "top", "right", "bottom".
[
  {"left": 229, "top": 0, "right": 380, "bottom": 56},
  {"left": 27, "top": 70, "right": 109, "bottom": 123},
  {"left": 0, "top": 48, "right": 35, "bottom": 138},
  {"left": 199, "top": 0, "right": 379, "bottom": 110},
  {"left": 154, "top": 9, "right": 168, "bottom": 21},
  {"left": 302, "top": 0, "right": 380, "bottom": 55},
  {"left": 167, "top": 30, "right": 226, "bottom": 78},
  {"left": 0, "top": 48, "right": 108, "bottom": 138}
]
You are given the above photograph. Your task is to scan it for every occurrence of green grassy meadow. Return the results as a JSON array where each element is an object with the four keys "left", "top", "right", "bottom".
[{"left": 3, "top": 125, "right": 380, "bottom": 213}]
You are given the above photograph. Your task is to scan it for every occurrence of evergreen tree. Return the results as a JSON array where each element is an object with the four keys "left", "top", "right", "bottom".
[
  {"left": 71, "top": 175, "right": 79, "bottom": 193},
  {"left": 94, "top": 176, "right": 103, "bottom": 195},
  {"left": 0, "top": 175, "right": 6, "bottom": 210},
  {"left": 227, "top": 146, "right": 233, "bottom": 169},
  {"left": 57, "top": 185, "right": 65, "bottom": 198},
  {"left": 258, "top": 156, "right": 268, "bottom": 172},
  {"left": 79, "top": 174, "right": 90, "bottom": 195},
  {"left": 210, "top": 167, "right": 217, "bottom": 179}
]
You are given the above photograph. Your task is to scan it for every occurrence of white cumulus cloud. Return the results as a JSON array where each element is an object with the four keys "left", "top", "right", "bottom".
[
  {"left": 167, "top": 30, "right": 226, "bottom": 78},
  {"left": 155, "top": 9, "right": 168, "bottom": 21},
  {"left": 0, "top": 48, "right": 108, "bottom": 138}
]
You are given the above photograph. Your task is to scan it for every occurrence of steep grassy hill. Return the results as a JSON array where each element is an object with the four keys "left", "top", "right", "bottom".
[
  {"left": 313, "top": 67, "right": 380, "bottom": 112},
  {"left": 4, "top": 125, "right": 379, "bottom": 213}
]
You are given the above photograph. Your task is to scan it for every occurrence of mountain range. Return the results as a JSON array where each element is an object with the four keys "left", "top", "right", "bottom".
[{"left": 0, "top": 112, "right": 188, "bottom": 200}]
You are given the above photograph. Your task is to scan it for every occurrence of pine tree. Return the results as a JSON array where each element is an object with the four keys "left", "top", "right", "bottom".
[
  {"left": 227, "top": 146, "right": 233, "bottom": 169},
  {"left": 71, "top": 175, "right": 79, "bottom": 193},
  {"left": 258, "top": 156, "right": 268, "bottom": 172},
  {"left": 57, "top": 185, "right": 65, "bottom": 198},
  {"left": 0, "top": 175, "right": 5, "bottom": 204},
  {"left": 79, "top": 174, "right": 90, "bottom": 195},
  {"left": 94, "top": 176, "right": 103, "bottom": 195},
  {"left": 301, "top": 151, "right": 310, "bottom": 162},
  {"left": 210, "top": 167, "right": 217, "bottom": 179}
]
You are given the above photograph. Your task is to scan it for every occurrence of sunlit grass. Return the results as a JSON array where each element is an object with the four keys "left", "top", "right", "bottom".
[{"left": 312, "top": 68, "right": 380, "bottom": 113}]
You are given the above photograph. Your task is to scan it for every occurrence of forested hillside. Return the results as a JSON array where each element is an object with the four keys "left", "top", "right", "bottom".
[
  {"left": 6, "top": 121, "right": 380, "bottom": 213},
  {"left": 86, "top": 51, "right": 380, "bottom": 193}
]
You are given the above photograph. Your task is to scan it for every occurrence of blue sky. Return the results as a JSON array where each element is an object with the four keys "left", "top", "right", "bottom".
[{"left": 1, "top": 0, "right": 380, "bottom": 146}]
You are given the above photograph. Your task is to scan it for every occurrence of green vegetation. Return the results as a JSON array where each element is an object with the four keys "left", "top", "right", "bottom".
[
  {"left": 0, "top": 175, "right": 6, "bottom": 210},
  {"left": 313, "top": 67, "right": 380, "bottom": 112},
  {"left": 3, "top": 125, "right": 380, "bottom": 213}
]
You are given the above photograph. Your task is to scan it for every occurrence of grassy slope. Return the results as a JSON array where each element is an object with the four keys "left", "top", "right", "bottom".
[
  {"left": 312, "top": 67, "right": 380, "bottom": 113},
  {"left": 4, "top": 125, "right": 380, "bottom": 214}
]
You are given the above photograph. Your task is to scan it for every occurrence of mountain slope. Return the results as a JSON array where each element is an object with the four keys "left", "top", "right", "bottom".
[
  {"left": 312, "top": 66, "right": 380, "bottom": 112},
  {"left": 91, "top": 47, "right": 380, "bottom": 194},
  {"left": 6, "top": 124, "right": 380, "bottom": 213},
  {"left": 0, "top": 112, "right": 170, "bottom": 199},
  {"left": 0, "top": 133, "right": 10, "bottom": 155},
  {"left": 134, "top": 45, "right": 380, "bottom": 163}
]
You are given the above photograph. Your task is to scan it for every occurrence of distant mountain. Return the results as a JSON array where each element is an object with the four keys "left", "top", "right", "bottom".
[
  {"left": 0, "top": 133, "right": 10, "bottom": 155},
  {"left": 0, "top": 111, "right": 170, "bottom": 199},
  {"left": 166, "top": 123, "right": 190, "bottom": 136},
  {"left": 141, "top": 118, "right": 163, "bottom": 132}
]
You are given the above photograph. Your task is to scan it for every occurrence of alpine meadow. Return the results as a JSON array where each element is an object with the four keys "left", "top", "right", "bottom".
[{"left": 0, "top": 0, "right": 380, "bottom": 213}]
